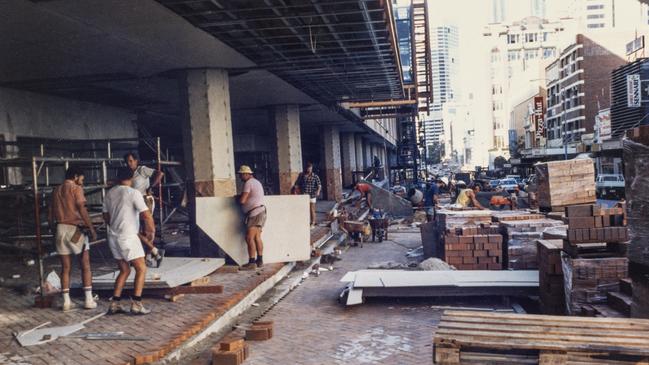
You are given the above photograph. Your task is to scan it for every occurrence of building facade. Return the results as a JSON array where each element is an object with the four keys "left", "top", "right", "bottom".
[{"left": 545, "top": 34, "right": 628, "bottom": 148}]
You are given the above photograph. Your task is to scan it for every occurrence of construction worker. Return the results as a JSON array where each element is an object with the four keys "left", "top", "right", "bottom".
[
  {"left": 103, "top": 167, "right": 155, "bottom": 315},
  {"left": 354, "top": 182, "right": 373, "bottom": 208},
  {"left": 123, "top": 152, "right": 163, "bottom": 259},
  {"left": 424, "top": 177, "right": 448, "bottom": 222},
  {"left": 238, "top": 165, "right": 266, "bottom": 270},
  {"left": 123, "top": 152, "right": 164, "bottom": 214},
  {"left": 455, "top": 183, "right": 486, "bottom": 210},
  {"left": 48, "top": 166, "right": 97, "bottom": 311},
  {"left": 292, "top": 162, "right": 322, "bottom": 227}
]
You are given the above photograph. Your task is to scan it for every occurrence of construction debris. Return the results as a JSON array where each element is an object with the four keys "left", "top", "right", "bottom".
[{"left": 14, "top": 312, "right": 105, "bottom": 347}]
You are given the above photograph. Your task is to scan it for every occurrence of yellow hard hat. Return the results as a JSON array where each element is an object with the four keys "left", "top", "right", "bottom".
[{"left": 238, "top": 165, "right": 253, "bottom": 174}]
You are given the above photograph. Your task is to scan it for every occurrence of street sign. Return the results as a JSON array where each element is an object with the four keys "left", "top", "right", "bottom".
[
  {"left": 628, "top": 74, "right": 641, "bottom": 107},
  {"left": 533, "top": 96, "right": 545, "bottom": 138}
]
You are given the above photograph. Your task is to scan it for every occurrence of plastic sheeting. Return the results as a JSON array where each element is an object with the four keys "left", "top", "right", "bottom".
[{"left": 623, "top": 138, "right": 649, "bottom": 269}]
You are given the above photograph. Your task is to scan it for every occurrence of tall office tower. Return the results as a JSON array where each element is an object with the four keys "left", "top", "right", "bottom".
[
  {"left": 565, "top": 0, "right": 649, "bottom": 30},
  {"left": 483, "top": 16, "right": 570, "bottom": 163},
  {"left": 424, "top": 25, "right": 460, "bottom": 162}
]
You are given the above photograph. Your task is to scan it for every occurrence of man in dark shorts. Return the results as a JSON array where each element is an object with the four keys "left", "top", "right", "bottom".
[{"left": 238, "top": 165, "right": 266, "bottom": 270}]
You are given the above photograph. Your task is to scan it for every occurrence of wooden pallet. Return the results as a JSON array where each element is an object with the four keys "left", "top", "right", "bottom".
[
  {"left": 562, "top": 240, "right": 628, "bottom": 258},
  {"left": 433, "top": 310, "right": 649, "bottom": 364}
]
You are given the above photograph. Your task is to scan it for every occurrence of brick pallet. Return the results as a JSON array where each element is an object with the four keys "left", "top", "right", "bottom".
[
  {"left": 537, "top": 239, "right": 565, "bottom": 315},
  {"left": 624, "top": 127, "right": 649, "bottom": 274},
  {"left": 433, "top": 310, "right": 649, "bottom": 364},
  {"left": 500, "top": 219, "right": 563, "bottom": 270},
  {"left": 434, "top": 210, "right": 502, "bottom": 270},
  {"left": 535, "top": 158, "right": 596, "bottom": 210}
]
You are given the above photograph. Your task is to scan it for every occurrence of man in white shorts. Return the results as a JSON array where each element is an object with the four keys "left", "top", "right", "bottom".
[
  {"left": 48, "top": 166, "right": 98, "bottom": 311},
  {"left": 103, "top": 167, "right": 155, "bottom": 315},
  {"left": 291, "top": 162, "right": 321, "bottom": 227}
]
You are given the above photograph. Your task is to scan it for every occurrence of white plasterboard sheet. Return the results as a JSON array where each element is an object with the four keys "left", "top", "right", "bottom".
[
  {"left": 347, "top": 288, "right": 364, "bottom": 306},
  {"left": 196, "top": 196, "right": 311, "bottom": 266},
  {"left": 347, "top": 270, "right": 538, "bottom": 289},
  {"left": 92, "top": 257, "right": 224, "bottom": 290}
]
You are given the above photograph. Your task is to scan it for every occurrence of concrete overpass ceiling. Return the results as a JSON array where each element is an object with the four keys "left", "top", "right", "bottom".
[{"left": 156, "top": 0, "right": 404, "bottom": 105}]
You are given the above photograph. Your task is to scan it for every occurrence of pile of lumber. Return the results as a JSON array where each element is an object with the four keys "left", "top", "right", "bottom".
[
  {"left": 535, "top": 158, "right": 596, "bottom": 211},
  {"left": 500, "top": 219, "right": 564, "bottom": 270},
  {"left": 537, "top": 239, "right": 565, "bottom": 314},
  {"left": 433, "top": 310, "right": 649, "bottom": 364}
]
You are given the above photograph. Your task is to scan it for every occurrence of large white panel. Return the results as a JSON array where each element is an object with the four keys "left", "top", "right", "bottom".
[{"left": 196, "top": 195, "right": 311, "bottom": 266}]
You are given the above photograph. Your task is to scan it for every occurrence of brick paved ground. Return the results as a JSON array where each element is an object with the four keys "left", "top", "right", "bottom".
[{"left": 0, "top": 262, "right": 284, "bottom": 365}]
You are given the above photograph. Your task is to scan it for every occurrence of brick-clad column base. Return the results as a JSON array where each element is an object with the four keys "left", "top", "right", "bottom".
[{"left": 324, "top": 168, "right": 343, "bottom": 201}]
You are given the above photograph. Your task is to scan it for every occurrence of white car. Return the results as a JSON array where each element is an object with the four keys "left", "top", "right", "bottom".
[
  {"left": 596, "top": 174, "right": 625, "bottom": 198},
  {"left": 498, "top": 178, "right": 519, "bottom": 192}
]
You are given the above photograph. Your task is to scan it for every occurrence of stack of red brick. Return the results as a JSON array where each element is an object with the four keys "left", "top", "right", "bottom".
[
  {"left": 500, "top": 219, "right": 565, "bottom": 270},
  {"left": 212, "top": 321, "right": 274, "bottom": 365},
  {"left": 443, "top": 225, "right": 503, "bottom": 270},
  {"left": 560, "top": 204, "right": 630, "bottom": 316},
  {"left": 537, "top": 239, "right": 565, "bottom": 314}
]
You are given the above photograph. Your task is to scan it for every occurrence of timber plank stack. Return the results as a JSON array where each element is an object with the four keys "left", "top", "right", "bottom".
[
  {"left": 433, "top": 310, "right": 649, "bottom": 364},
  {"left": 537, "top": 239, "right": 565, "bottom": 314},
  {"left": 624, "top": 125, "right": 649, "bottom": 318},
  {"left": 535, "top": 158, "right": 596, "bottom": 211},
  {"left": 500, "top": 219, "right": 564, "bottom": 270}
]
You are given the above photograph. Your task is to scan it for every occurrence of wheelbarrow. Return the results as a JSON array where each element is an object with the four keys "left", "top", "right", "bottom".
[
  {"left": 343, "top": 220, "right": 370, "bottom": 247},
  {"left": 368, "top": 217, "right": 389, "bottom": 242}
]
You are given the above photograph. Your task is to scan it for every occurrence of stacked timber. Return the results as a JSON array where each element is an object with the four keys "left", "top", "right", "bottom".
[
  {"left": 537, "top": 239, "right": 565, "bottom": 314},
  {"left": 624, "top": 126, "right": 649, "bottom": 318},
  {"left": 435, "top": 210, "right": 502, "bottom": 270},
  {"left": 561, "top": 204, "right": 629, "bottom": 315},
  {"left": 433, "top": 310, "right": 649, "bottom": 364},
  {"left": 499, "top": 219, "right": 564, "bottom": 270},
  {"left": 535, "top": 158, "right": 596, "bottom": 211}
]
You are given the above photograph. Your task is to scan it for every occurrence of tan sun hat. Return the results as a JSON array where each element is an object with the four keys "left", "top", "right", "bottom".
[{"left": 238, "top": 165, "right": 253, "bottom": 174}]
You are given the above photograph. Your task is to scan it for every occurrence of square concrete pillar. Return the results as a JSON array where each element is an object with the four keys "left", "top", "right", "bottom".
[
  {"left": 181, "top": 69, "right": 236, "bottom": 197},
  {"left": 321, "top": 126, "right": 343, "bottom": 201},
  {"left": 273, "top": 104, "right": 302, "bottom": 195},
  {"left": 355, "top": 134, "right": 365, "bottom": 171},
  {"left": 180, "top": 69, "right": 235, "bottom": 256},
  {"left": 340, "top": 132, "right": 357, "bottom": 188}
]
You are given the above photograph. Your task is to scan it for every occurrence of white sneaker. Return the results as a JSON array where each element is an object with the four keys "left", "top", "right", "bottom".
[
  {"left": 84, "top": 299, "right": 98, "bottom": 309},
  {"left": 62, "top": 301, "right": 78, "bottom": 312},
  {"left": 130, "top": 301, "right": 151, "bottom": 315}
]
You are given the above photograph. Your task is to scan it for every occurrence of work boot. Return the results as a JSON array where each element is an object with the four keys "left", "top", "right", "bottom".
[
  {"left": 130, "top": 301, "right": 151, "bottom": 315},
  {"left": 240, "top": 262, "right": 257, "bottom": 271},
  {"left": 256, "top": 257, "right": 264, "bottom": 268},
  {"left": 107, "top": 300, "right": 126, "bottom": 315}
]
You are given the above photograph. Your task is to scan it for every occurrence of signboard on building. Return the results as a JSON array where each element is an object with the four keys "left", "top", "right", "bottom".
[
  {"left": 595, "top": 109, "right": 611, "bottom": 142},
  {"left": 626, "top": 36, "right": 645, "bottom": 55},
  {"left": 628, "top": 74, "right": 641, "bottom": 107},
  {"left": 533, "top": 96, "right": 545, "bottom": 138}
]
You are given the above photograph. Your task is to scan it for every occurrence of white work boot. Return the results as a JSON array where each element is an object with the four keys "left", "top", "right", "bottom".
[
  {"left": 107, "top": 299, "right": 126, "bottom": 315},
  {"left": 62, "top": 300, "right": 78, "bottom": 312},
  {"left": 84, "top": 298, "right": 98, "bottom": 309},
  {"left": 130, "top": 301, "right": 151, "bottom": 315}
]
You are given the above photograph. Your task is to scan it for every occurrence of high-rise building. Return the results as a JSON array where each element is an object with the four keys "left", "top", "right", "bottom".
[
  {"left": 491, "top": 0, "right": 548, "bottom": 23},
  {"left": 493, "top": 0, "right": 507, "bottom": 23},
  {"left": 423, "top": 25, "right": 460, "bottom": 162},
  {"left": 483, "top": 16, "right": 571, "bottom": 164},
  {"left": 531, "top": 0, "right": 547, "bottom": 18},
  {"left": 565, "top": 0, "right": 649, "bottom": 30}
]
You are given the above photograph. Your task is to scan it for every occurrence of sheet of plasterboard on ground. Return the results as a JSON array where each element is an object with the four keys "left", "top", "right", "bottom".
[
  {"left": 196, "top": 195, "right": 311, "bottom": 266},
  {"left": 92, "top": 257, "right": 224, "bottom": 290}
]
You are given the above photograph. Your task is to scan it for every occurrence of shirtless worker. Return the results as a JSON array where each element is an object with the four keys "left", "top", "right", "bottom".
[
  {"left": 354, "top": 182, "right": 373, "bottom": 208},
  {"left": 49, "top": 166, "right": 98, "bottom": 311},
  {"left": 238, "top": 165, "right": 266, "bottom": 270},
  {"left": 103, "top": 167, "right": 155, "bottom": 315}
]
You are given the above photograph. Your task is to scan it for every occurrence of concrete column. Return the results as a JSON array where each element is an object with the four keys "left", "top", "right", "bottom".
[
  {"left": 273, "top": 104, "right": 302, "bottom": 195},
  {"left": 181, "top": 69, "right": 236, "bottom": 197},
  {"left": 340, "top": 132, "right": 357, "bottom": 188},
  {"left": 355, "top": 134, "right": 365, "bottom": 171},
  {"left": 180, "top": 69, "right": 235, "bottom": 256},
  {"left": 364, "top": 140, "right": 373, "bottom": 169},
  {"left": 321, "top": 126, "right": 343, "bottom": 200}
]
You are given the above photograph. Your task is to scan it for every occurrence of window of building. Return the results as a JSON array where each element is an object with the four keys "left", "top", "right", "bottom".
[
  {"left": 508, "top": 50, "right": 521, "bottom": 61},
  {"left": 524, "top": 49, "right": 538, "bottom": 60},
  {"left": 587, "top": 14, "right": 605, "bottom": 19},
  {"left": 586, "top": 4, "right": 604, "bottom": 10},
  {"left": 543, "top": 48, "right": 555, "bottom": 58},
  {"left": 587, "top": 23, "right": 605, "bottom": 28},
  {"left": 525, "top": 33, "right": 538, "bottom": 43}
]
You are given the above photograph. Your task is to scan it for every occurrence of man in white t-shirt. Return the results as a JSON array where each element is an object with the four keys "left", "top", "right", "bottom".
[
  {"left": 103, "top": 167, "right": 156, "bottom": 315},
  {"left": 238, "top": 165, "right": 266, "bottom": 270},
  {"left": 124, "top": 152, "right": 164, "bottom": 213}
]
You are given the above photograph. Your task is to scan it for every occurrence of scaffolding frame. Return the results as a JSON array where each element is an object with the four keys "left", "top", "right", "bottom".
[{"left": 0, "top": 137, "right": 183, "bottom": 300}]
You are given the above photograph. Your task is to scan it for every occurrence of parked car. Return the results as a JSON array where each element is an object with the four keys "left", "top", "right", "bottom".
[
  {"left": 596, "top": 174, "right": 625, "bottom": 199},
  {"left": 498, "top": 178, "right": 519, "bottom": 192}
]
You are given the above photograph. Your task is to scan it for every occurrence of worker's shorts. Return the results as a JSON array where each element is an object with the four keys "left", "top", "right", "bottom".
[
  {"left": 309, "top": 197, "right": 317, "bottom": 204},
  {"left": 56, "top": 224, "right": 89, "bottom": 255},
  {"left": 246, "top": 210, "right": 267, "bottom": 229},
  {"left": 107, "top": 233, "right": 145, "bottom": 262}
]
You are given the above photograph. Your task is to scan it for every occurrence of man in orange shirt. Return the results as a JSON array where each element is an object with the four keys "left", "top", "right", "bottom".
[
  {"left": 354, "top": 182, "right": 373, "bottom": 208},
  {"left": 48, "top": 166, "right": 97, "bottom": 311}
]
